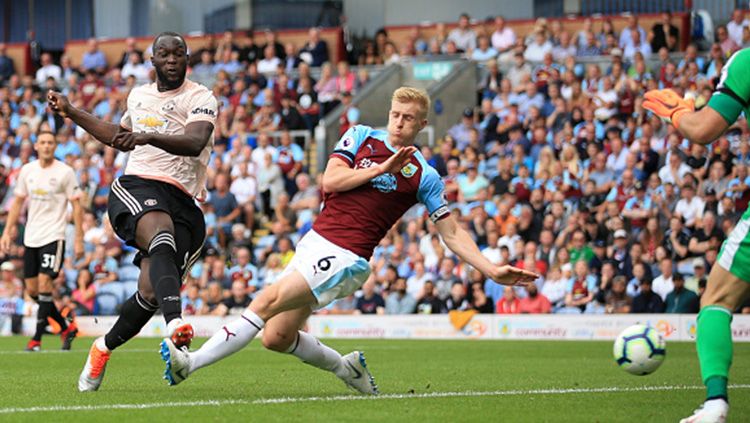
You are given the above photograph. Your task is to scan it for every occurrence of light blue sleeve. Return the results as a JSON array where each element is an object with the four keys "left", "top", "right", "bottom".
[
  {"left": 586, "top": 276, "right": 597, "bottom": 292},
  {"left": 565, "top": 277, "right": 575, "bottom": 293},
  {"left": 417, "top": 167, "right": 449, "bottom": 222},
  {"left": 249, "top": 264, "right": 261, "bottom": 288},
  {"left": 292, "top": 144, "right": 304, "bottom": 162},
  {"left": 330, "top": 125, "right": 370, "bottom": 166},
  {"left": 606, "top": 187, "right": 617, "bottom": 202}
]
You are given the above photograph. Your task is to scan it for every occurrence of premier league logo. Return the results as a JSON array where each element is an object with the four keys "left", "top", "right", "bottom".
[{"left": 371, "top": 173, "right": 398, "bottom": 193}]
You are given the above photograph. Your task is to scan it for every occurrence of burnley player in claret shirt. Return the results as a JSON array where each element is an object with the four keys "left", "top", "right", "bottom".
[{"left": 160, "top": 87, "right": 539, "bottom": 395}]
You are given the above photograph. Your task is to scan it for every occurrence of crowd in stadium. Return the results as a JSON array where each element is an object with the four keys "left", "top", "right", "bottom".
[{"left": 2, "top": 9, "right": 750, "bottom": 330}]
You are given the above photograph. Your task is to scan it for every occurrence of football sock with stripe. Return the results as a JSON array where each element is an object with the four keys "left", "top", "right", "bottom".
[
  {"left": 148, "top": 231, "right": 182, "bottom": 323},
  {"left": 104, "top": 292, "right": 158, "bottom": 351},
  {"left": 189, "top": 310, "right": 265, "bottom": 372},
  {"left": 47, "top": 300, "right": 68, "bottom": 332},
  {"left": 32, "top": 293, "right": 55, "bottom": 342},
  {"left": 287, "top": 331, "right": 346, "bottom": 378},
  {"left": 697, "top": 305, "right": 732, "bottom": 401}
]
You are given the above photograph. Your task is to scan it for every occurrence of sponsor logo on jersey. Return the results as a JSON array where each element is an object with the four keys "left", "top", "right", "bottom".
[
  {"left": 136, "top": 116, "right": 168, "bottom": 129},
  {"left": 371, "top": 173, "right": 398, "bottom": 193},
  {"left": 144, "top": 199, "right": 158, "bottom": 206},
  {"left": 190, "top": 107, "right": 216, "bottom": 116},
  {"left": 401, "top": 163, "right": 418, "bottom": 178}
]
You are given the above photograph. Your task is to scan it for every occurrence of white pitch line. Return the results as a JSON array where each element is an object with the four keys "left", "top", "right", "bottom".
[
  {"left": 1, "top": 384, "right": 749, "bottom": 414},
  {"left": 0, "top": 349, "right": 157, "bottom": 355}
]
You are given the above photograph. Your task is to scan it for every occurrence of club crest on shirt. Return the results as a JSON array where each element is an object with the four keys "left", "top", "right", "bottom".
[
  {"left": 371, "top": 173, "right": 397, "bottom": 193},
  {"left": 161, "top": 100, "right": 176, "bottom": 113},
  {"left": 401, "top": 163, "right": 418, "bottom": 178}
]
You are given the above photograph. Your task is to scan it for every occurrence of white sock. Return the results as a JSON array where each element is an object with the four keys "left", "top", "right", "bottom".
[
  {"left": 189, "top": 310, "right": 265, "bottom": 372},
  {"left": 287, "top": 331, "right": 346, "bottom": 378}
]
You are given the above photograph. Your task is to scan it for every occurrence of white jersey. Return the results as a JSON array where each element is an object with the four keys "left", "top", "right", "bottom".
[
  {"left": 120, "top": 79, "right": 218, "bottom": 201},
  {"left": 14, "top": 160, "right": 80, "bottom": 248}
]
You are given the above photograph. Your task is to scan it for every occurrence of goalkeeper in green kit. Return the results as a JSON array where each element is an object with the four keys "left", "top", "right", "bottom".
[{"left": 644, "top": 49, "right": 750, "bottom": 423}]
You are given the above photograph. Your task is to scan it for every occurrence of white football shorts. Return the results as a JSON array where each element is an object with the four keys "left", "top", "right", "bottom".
[{"left": 280, "top": 229, "right": 371, "bottom": 308}]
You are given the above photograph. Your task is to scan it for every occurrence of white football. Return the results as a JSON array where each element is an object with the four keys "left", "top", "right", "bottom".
[{"left": 613, "top": 324, "right": 666, "bottom": 375}]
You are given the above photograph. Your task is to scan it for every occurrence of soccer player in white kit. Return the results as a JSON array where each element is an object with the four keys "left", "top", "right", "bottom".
[
  {"left": 161, "top": 87, "right": 539, "bottom": 394},
  {"left": 0, "top": 131, "right": 84, "bottom": 351},
  {"left": 47, "top": 32, "right": 217, "bottom": 392}
]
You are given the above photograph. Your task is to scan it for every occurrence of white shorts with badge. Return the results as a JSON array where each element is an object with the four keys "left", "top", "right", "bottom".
[{"left": 280, "top": 230, "right": 371, "bottom": 308}]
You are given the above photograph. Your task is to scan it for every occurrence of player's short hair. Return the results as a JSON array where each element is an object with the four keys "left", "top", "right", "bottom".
[
  {"left": 392, "top": 87, "right": 430, "bottom": 118},
  {"left": 37, "top": 130, "right": 56, "bottom": 141},
  {"left": 153, "top": 31, "right": 188, "bottom": 53}
]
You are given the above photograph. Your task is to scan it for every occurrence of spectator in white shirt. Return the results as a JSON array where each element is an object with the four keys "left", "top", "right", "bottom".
[
  {"left": 121, "top": 52, "right": 150, "bottom": 84},
  {"left": 605, "top": 137, "right": 630, "bottom": 178},
  {"left": 35, "top": 53, "right": 61, "bottom": 86},
  {"left": 658, "top": 153, "right": 692, "bottom": 187},
  {"left": 447, "top": 13, "right": 477, "bottom": 52},
  {"left": 491, "top": 15, "right": 516, "bottom": 53},
  {"left": 674, "top": 183, "right": 705, "bottom": 228},
  {"left": 727, "top": 9, "right": 750, "bottom": 47},
  {"left": 257, "top": 44, "right": 281, "bottom": 75},
  {"left": 652, "top": 258, "right": 675, "bottom": 301},
  {"left": 481, "top": 229, "right": 502, "bottom": 264},
  {"left": 524, "top": 31, "right": 553, "bottom": 62}
]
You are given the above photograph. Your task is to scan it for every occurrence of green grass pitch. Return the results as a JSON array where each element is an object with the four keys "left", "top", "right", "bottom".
[{"left": 0, "top": 337, "right": 747, "bottom": 422}]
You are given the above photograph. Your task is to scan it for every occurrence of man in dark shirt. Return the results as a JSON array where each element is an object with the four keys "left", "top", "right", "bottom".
[
  {"left": 630, "top": 279, "right": 665, "bottom": 313},
  {"left": 0, "top": 44, "right": 15, "bottom": 83},
  {"left": 664, "top": 216, "right": 691, "bottom": 261},
  {"left": 239, "top": 30, "right": 262, "bottom": 64},
  {"left": 355, "top": 278, "right": 385, "bottom": 315},
  {"left": 217, "top": 280, "right": 252, "bottom": 316},
  {"left": 650, "top": 11, "right": 679, "bottom": 52},
  {"left": 298, "top": 27, "right": 329, "bottom": 67},
  {"left": 415, "top": 281, "right": 445, "bottom": 314},
  {"left": 665, "top": 273, "right": 699, "bottom": 313}
]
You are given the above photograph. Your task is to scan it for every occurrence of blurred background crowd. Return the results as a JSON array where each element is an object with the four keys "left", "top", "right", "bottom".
[{"left": 2, "top": 8, "right": 750, "bottom": 333}]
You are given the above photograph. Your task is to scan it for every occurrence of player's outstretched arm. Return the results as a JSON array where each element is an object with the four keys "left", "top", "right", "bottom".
[
  {"left": 47, "top": 91, "right": 124, "bottom": 147},
  {"left": 671, "top": 107, "right": 730, "bottom": 145},
  {"left": 643, "top": 89, "right": 729, "bottom": 145},
  {"left": 110, "top": 121, "right": 214, "bottom": 156},
  {"left": 321, "top": 146, "right": 416, "bottom": 193},
  {"left": 435, "top": 215, "right": 539, "bottom": 286}
]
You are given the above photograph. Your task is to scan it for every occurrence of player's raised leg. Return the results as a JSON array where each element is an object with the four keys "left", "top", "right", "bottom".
[
  {"left": 79, "top": 258, "right": 158, "bottom": 392},
  {"left": 135, "top": 211, "right": 193, "bottom": 346},
  {"left": 681, "top": 262, "right": 750, "bottom": 423},
  {"left": 262, "top": 308, "right": 378, "bottom": 395},
  {"left": 161, "top": 269, "right": 316, "bottom": 385}
]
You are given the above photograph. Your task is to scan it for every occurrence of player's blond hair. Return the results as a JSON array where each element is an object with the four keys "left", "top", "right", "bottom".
[{"left": 392, "top": 87, "right": 430, "bottom": 118}]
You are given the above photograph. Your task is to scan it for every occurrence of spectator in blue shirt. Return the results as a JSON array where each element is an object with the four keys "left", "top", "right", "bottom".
[
  {"left": 209, "top": 172, "right": 241, "bottom": 248},
  {"left": 80, "top": 38, "right": 108, "bottom": 74},
  {"left": 227, "top": 247, "right": 261, "bottom": 294}
]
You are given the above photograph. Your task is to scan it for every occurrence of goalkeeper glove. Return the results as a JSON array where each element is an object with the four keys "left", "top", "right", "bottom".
[{"left": 643, "top": 89, "right": 695, "bottom": 128}]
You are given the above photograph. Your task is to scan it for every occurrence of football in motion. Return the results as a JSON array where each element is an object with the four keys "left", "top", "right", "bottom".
[{"left": 613, "top": 324, "right": 666, "bottom": 375}]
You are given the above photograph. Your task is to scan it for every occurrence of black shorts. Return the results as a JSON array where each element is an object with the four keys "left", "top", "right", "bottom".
[
  {"left": 108, "top": 175, "right": 206, "bottom": 279},
  {"left": 24, "top": 239, "right": 65, "bottom": 279}
]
